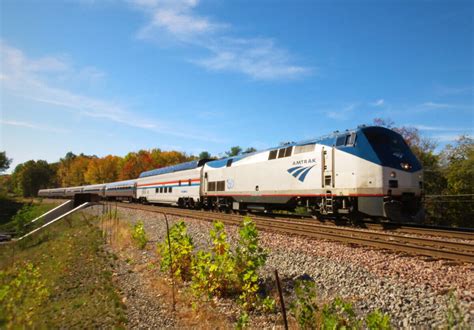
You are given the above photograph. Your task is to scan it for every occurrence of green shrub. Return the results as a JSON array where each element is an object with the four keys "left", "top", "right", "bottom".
[
  {"left": 131, "top": 221, "right": 148, "bottom": 249},
  {"left": 365, "top": 309, "right": 391, "bottom": 330},
  {"left": 234, "top": 217, "right": 268, "bottom": 310},
  {"left": 158, "top": 221, "right": 194, "bottom": 281},
  {"left": 12, "top": 204, "right": 36, "bottom": 235},
  {"left": 192, "top": 221, "right": 236, "bottom": 298},
  {"left": 321, "top": 297, "right": 361, "bottom": 329},
  {"left": 0, "top": 263, "right": 49, "bottom": 327},
  {"left": 290, "top": 279, "right": 319, "bottom": 329},
  {"left": 445, "top": 291, "right": 467, "bottom": 329}
]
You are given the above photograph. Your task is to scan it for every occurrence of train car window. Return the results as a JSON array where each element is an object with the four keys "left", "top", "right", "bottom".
[
  {"left": 268, "top": 150, "right": 277, "bottom": 160},
  {"left": 188, "top": 179, "right": 192, "bottom": 186},
  {"left": 160, "top": 187, "right": 163, "bottom": 193},
  {"left": 278, "top": 148, "right": 286, "bottom": 158},
  {"left": 336, "top": 135, "right": 346, "bottom": 146},
  {"left": 226, "top": 159, "right": 233, "bottom": 167},
  {"left": 169, "top": 187, "right": 173, "bottom": 193},
  {"left": 156, "top": 188, "right": 159, "bottom": 193},
  {"left": 217, "top": 181, "right": 225, "bottom": 191},
  {"left": 208, "top": 182, "right": 216, "bottom": 191},
  {"left": 284, "top": 146, "right": 293, "bottom": 157}
]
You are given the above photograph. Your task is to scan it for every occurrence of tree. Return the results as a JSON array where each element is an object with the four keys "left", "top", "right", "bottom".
[
  {"left": 441, "top": 135, "right": 474, "bottom": 195},
  {"left": 199, "top": 151, "right": 211, "bottom": 159},
  {"left": 243, "top": 147, "right": 257, "bottom": 154},
  {"left": 11, "top": 160, "right": 56, "bottom": 197},
  {"left": 85, "top": 155, "right": 121, "bottom": 184},
  {"left": 226, "top": 146, "right": 242, "bottom": 157},
  {"left": 0, "top": 151, "right": 12, "bottom": 173}
]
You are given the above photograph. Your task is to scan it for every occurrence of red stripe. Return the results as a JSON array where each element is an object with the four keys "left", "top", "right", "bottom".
[
  {"left": 205, "top": 193, "right": 386, "bottom": 197},
  {"left": 138, "top": 178, "right": 200, "bottom": 187}
]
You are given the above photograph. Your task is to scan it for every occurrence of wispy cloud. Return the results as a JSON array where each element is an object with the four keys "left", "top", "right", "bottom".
[
  {"left": 0, "top": 119, "right": 70, "bottom": 133},
  {"left": 435, "top": 84, "right": 474, "bottom": 96},
  {"left": 325, "top": 103, "right": 358, "bottom": 120},
  {"left": 420, "top": 101, "right": 454, "bottom": 109},
  {"left": 130, "top": 0, "right": 310, "bottom": 80},
  {"left": 0, "top": 41, "right": 219, "bottom": 142},
  {"left": 408, "top": 124, "right": 472, "bottom": 132},
  {"left": 370, "top": 99, "right": 384, "bottom": 107}
]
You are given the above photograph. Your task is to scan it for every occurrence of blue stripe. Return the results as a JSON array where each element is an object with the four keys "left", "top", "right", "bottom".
[
  {"left": 298, "top": 166, "right": 314, "bottom": 182},
  {"left": 287, "top": 166, "right": 302, "bottom": 173},
  {"left": 292, "top": 167, "right": 308, "bottom": 178}
]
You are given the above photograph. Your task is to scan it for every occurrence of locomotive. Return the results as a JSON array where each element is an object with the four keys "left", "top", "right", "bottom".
[{"left": 39, "top": 126, "right": 423, "bottom": 221}]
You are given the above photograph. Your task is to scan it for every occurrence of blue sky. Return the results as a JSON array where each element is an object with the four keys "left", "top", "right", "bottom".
[{"left": 1, "top": 0, "right": 473, "bottom": 172}]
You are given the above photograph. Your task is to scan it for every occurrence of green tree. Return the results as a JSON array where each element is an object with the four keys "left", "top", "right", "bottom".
[
  {"left": 242, "top": 147, "right": 257, "bottom": 154},
  {"left": 441, "top": 135, "right": 473, "bottom": 195},
  {"left": 11, "top": 160, "right": 56, "bottom": 197},
  {"left": 0, "top": 151, "right": 12, "bottom": 173},
  {"left": 226, "top": 146, "right": 242, "bottom": 157},
  {"left": 199, "top": 151, "right": 211, "bottom": 159}
]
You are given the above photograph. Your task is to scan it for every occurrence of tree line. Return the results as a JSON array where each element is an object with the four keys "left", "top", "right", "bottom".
[{"left": 0, "top": 146, "right": 257, "bottom": 198}]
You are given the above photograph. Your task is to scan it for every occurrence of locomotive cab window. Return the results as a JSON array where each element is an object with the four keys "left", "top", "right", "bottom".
[
  {"left": 226, "top": 159, "right": 233, "bottom": 167},
  {"left": 268, "top": 150, "right": 277, "bottom": 160},
  {"left": 278, "top": 148, "right": 286, "bottom": 158},
  {"left": 284, "top": 146, "right": 293, "bottom": 157},
  {"left": 336, "top": 135, "right": 346, "bottom": 147}
]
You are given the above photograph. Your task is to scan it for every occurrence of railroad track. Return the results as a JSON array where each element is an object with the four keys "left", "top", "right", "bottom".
[{"left": 104, "top": 202, "right": 474, "bottom": 263}]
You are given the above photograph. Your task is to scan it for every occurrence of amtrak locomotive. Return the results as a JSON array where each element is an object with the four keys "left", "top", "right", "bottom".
[{"left": 38, "top": 126, "right": 423, "bottom": 221}]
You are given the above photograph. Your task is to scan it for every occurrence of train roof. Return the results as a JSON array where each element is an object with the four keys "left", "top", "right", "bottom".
[
  {"left": 205, "top": 125, "right": 390, "bottom": 168},
  {"left": 105, "top": 179, "right": 137, "bottom": 187},
  {"left": 138, "top": 159, "right": 211, "bottom": 178}
]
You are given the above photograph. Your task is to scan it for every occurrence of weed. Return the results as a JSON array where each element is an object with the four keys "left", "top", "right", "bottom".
[
  {"left": 131, "top": 221, "right": 148, "bottom": 249},
  {"left": 445, "top": 291, "right": 467, "bottom": 329},
  {"left": 236, "top": 311, "right": 249, "bottom": 330},
  {"left": 321, "top": 297, "right": 361, "bottom": 329},
  {"left": 234, "top": 217, "right": 268, "bottom": 310},
  {"left": 290, "top": 279, "right": 319, "bottom": 329},
  {"left": 158, "top": 221, "right": 195, "bottom": 281},
  {"left": 192, "top": 221, "right": 237, "bottom": 298},
  {"left": 365, "top": 309, "right": 391, "bottom": 330}
]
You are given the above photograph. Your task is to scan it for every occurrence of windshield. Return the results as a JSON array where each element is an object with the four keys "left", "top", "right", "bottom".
[{"left": 362, "top": 127, "right": 421, "bottom": 171}]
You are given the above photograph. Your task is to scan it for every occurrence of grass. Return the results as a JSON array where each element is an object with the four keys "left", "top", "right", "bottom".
[{"left": 0, "top": 212, "right": 127, "bottom": 328}]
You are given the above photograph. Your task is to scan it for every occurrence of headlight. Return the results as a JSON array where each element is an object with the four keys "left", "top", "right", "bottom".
[
  {"left": 400, "top": 162, "right": 412, "bottom": 170},
  {"left": 390, "top": 171, "right": 396, "bottom": 178}
]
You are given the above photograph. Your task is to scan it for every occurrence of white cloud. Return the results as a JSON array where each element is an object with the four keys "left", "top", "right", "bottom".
[
  {"left": 435, "top": 85, "right": 474, "bottom": 96},
  {"left": 325, "top": 103, "right": 358, "bottom": 120},
  {"left": 0, "top": 119, "right": 70, "bottom": 133},
  {"left": 409, "top": 124, "right": 471, "bottom": 132},
  {"left": 370, "top": 99, "right": 384, "bottom": 107},
  {"left": 0, "top": 41, "right": 219, "bottom": 142},
  {"left": 130, "top": 0, "right": 310, "bottom": 80},
  {"left": 421, "top": 102, "right": 453, "bottom": 109},
  {"left": 194, "top": 38, "right": 310, "bottom": 80}
]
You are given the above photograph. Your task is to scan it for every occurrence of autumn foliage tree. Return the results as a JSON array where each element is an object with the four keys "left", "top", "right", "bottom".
[{"left": 84, "top": 155, "right": 121, "bottom": 184}]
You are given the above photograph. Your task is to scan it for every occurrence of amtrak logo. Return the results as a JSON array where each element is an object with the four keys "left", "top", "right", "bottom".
[{"left": 287, "top": 165, "right": 315, "bottom": 182}]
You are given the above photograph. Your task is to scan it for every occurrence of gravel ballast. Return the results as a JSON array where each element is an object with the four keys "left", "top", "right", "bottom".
[{"left": 86, "top": 205, "right": 473, "bottom": 328}]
